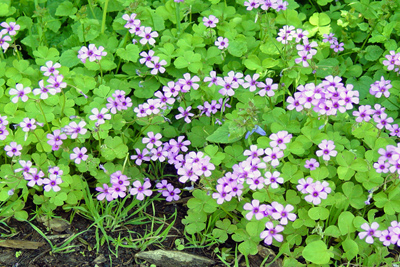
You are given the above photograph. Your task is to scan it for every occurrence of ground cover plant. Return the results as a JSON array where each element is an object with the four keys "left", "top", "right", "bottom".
[{"left": 1, "top": 0, "right": 400, "bottom": 266}]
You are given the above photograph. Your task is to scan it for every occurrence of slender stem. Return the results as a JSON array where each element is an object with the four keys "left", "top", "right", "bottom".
[
  {"left": 37, "top": 101, "right": 51, "bottom": 132},
  {"left": 60, "top": 90, "right": 66, "bottom": 118},
  {"left": 175, "top": 2, "right": 181, "bottom": 37},
  {"left": 33, "top": 131, "right": 45, "bottom": 152},
  {"left": 98, "top": 61, "right": 103, "bottom": 84},
  {"left": 101, "top": 0, "right": 109, "bottom": 34}
]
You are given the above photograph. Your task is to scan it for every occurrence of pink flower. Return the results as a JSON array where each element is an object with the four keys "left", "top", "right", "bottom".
[
  {"left": 42, "top": 174, "right": 63, "bottom": 192},
  {"left": 243, "top": 199, "right": 265, "bottom": 220},
  {"left": 70, "top": 147, "right": 88, "bottom": 164},
  {"left": 260, "top": 222, "right": 284, "bottom": 245},
  {"left": 139, "top": 27, "right": 158, "bottom": 46},
  {"left": 4, "top": 142, "right": 22, "bottom": 157},
  {"left": 130, "top": 179, "right": 153, "bottom": 200},
  {"left": 89, "top": 108, "right": 111, "bottom": 126},
  {"left": 316, "top": 139, "right": 337, "bottom": 161},
  {"left": 215, "top": 37, "right": 229, "bottom": 49},
  {"left": 40, "top": 61, "right": 61, "bottom": 76},
  {"left": 203, "top": 15, "right": 219, "bottom": 28},
  {"left": 9, "top": 83, "right": 31, "bottom": 103},
  {"left": 358, "top": 222, "right": 381, "bottom": 244}
]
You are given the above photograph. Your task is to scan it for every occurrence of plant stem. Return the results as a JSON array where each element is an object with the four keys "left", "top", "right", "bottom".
[
  {"left": 37, "top": 101, "right": 51, "bottom": 132},
  {"left": 101, "top": 0, "right": 109, "bottom": 34}
]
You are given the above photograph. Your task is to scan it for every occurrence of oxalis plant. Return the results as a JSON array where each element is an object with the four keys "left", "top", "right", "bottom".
[{"left": 0, "top": 0, "right": 400, "bottom": 266}]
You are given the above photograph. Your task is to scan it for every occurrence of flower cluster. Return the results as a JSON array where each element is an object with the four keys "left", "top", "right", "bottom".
[
  {"left": 286, "top": 75, "right": 359, "bottom": 116},
  {"left": 0, "top": 115, "right": 9, "bottom": 140},
  {"left": 353, "top": 104, "right": 398, "bottom": 136},
  {"left": 369, "top": 76, "right": 392, "bottom": 98},
  {"left": 297, "top": 177, "right": 331, "bottom": 205},
  {"left": 382, "top": 50, "right": 400, "bottom": 74},
  {"left": 244, "top": 0, "right": 288, "bottom": 12},
  {"left": 322, "top": 33, "right": 344, "bottom": 53},
  {"left": 156, "top": 180, "right": 181, "bottom": 202},
  {"left": 78, "top": 44, "right": 107, "bottom": 64},
  {"left": 123, "top": 13, "right": 159, "bottom": 46},
  {"left": 358, "top": 221, "right": 400, "bottom": 247},
  {"left": 197, "top": 98, "right": 229, "bottom": 117},
  {"left": 372, "top": 144, "right": 400, "bottom": 175},
  {"left": 14, "top": 161, "right": 64, "bottom": 192},
  {"left": 33, "top": 61, "right": 66, "bottom": 99},
  {"left": 0, "top": 21, "right": 20, "bottom": 51},
  {"left": 106, "top": 90, "right": 133, "bottom": 114},
  {"left": 134, "top": 74, "right": 199, "bottom": 118},
  {"left": 139, "top": 50, "right": 167, "bottom": 75},
  {"left": 295, "top": 33, "right": 318, "bottom": 68},
  {"left": 241, "top": 199, "right": 296, "bottom": 245},
  {"left": 96, "top": 171, "right": 153, "bottom": 201}
]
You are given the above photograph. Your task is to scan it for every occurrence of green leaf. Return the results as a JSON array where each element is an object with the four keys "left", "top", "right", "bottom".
[
  {"left": 187, "top": 189, "right": 218, "bottom": 214},
  {"left": 55, "top": 1, "right": 77, "bottom": 16},
  {"left": 343, "top": 237, "right": 359, "bottom": 261},
  {"left": 302, "top": 240, "right": 333, "bottom": 264},
  {"left": 309, "top": 13, "right": 331, "bottom": 26},
  {"left": 116, "top": 44, "right": 140, "bottom": 62},
  {"left": 308, "top": 207, "right": 330, "bottom": 220},
  {"left": 338, "top": 211, "right": 355, "bottom": 235},
  {"left": 324, "top": 225, "right": 340, "bottom": 238},
  {"left": 59, "top": 49, "right": 81, "bottom": 67},
  {"left": 364, "top": 45, "right": 383, "bottom": 61}
]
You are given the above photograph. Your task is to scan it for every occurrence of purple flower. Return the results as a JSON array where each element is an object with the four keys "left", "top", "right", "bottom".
[
  {"left": 0, "top": 22, "right": 20, "bottom": 36},
  {"left": 40, "top": 61, "right": 61, "bottom": 76},
  {"left": 142, "top": 132, "right": 163, "bottom": 149},
  {"left": 64, "top": 121, "right": 87, "bottom": 139},
  {"left": 70, "top": 147, "right": 89, "bottom": 164},
  {"left": 358, "top": 222, "right": 381, "bottom": 244},
  {"left": 276, "top": 25, "right": 295, "bottom": 44},
  {"left": 130, "top": 179, "right": 153, "bottom": 200},
  {"left": 204, "top": 71, "right": 221, "bottom": 87},
  {"left": 130, "top": 148, "right": 150, "bottom": 165},
  {"left": 89, "top": 108, "right": 111, "bottom": 125},
  {"left": 269, "top": 131, "right": 292, "bottom": 150},
  {"left": 370, "top": 76, "right": 391, "bottom": 98},
  {"left": 138, "top": 27, "right": 158, "bottom": 46},
  {"left": 373, "top": 159, "right": 390, "bottom": 173},
  {"left": 353, "top": 105, "right": 374, "bottom": 123},
  {"left": 4, "top": 142, "right": 22, "bottom": 157},
  {"left": 304, "top": 158, "right": 319, "bottom": 170},
  {"left": 323, "top": 33, "right": 337, "bottom": 44},
  {"left": 109, "top": 183, "right": 127, "bottom": 199},
  {"left": 270, "top": 202, "right": 297, "bottom": 225},
  {"left": 295, "top": 50, "right": 312, "bottom": 67},
  {"left": 379, "top": 229, "right": 398, "bottom": 246},
  {"left": 264, "top": 171, "right": 284, "bottom": 189},
  {"left": 78, "top": 44, "right": 107, "bottom": 63},
  {"left": 147, "top": 57, "right": 167, "bottom": 75},
  {"left": 203, "top": 15, "right": 219, "bottom": 28},
  {"left": 47, "top": 74, "right": 67, "bottom": 93},
  {"left": 47, "top": 129, "right": 67, "bottom": 149},
  {"left": 122, "top": 13, "right": 140, "bottom": 29},
  {"left": 212, "top": 184, "right": 232, "bottom": 204},
  {"left": 243, "top": 199, "right": 265, "bottom": 220},
  {"left": 179, "top": 73, "right": 200, "bottom": 92},
  {"left": 258, "top": 78, "right": 278, "bottom": 97},
  {"left": 316, "top": 140, "right": 337, "bottom": 161},
  {"left": 0, "top": 125, "right": 9, "bottom": 140},
  {"left": 9, "top": 83, "right": 31, "bottom": 103},
  {"left": 331, "top": 41, "right": 344, "bottom": 52},
  {"left": 304, "top": 183, "right": 327, "bottom": 205},
  {"left": 260, "top": 222, "right": 284, "bottom": 245},
  {"left": 175, "top": 106, "right": 194, "bottom": 123},
  {"left": 20, "top": 118, "right": 37, "bottom": 132},
  {"left": 374, "top": 113, "right": 393, "bottom": 130},
  {"left": 164, "top": 184, "right": 181, "bottom": 202},
  {"left": 263, "top": 147, "right": 284, "bottom": 167},
  {"left": 0, "top": 33, "right": 11, "bottom": 51},
  {"left": 243, "top": 145, "right": 264, "bottom": 158},
  {"left": 382, "top": 51, "right": 400, "bottom": 71},
  {"left": 296, "top": 177, "right": 314, "bottom": 194},
  {"left": 42, "top": 174, "right": 63, "bottom": 192},
  {"left": 215, "top": 37, "right": 229, "bottom": 49},
  {"left": 24, "top": 169, "right": 45, "bottom": 187},
  {"left": 244, "top": 0, "right": 260, "bottom": 10},
  {"left": 14, "top": 160, "right": 33, "bottom": 174},
  {"left": 96, "top": 184, "right": 114, "bottom": 201}
]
